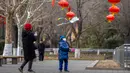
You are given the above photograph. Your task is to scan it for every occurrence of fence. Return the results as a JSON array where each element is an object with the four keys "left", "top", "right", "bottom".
[
  {"left": 44, "top": 48, "right": 114, "bottom": 52},
  {"left": 113, "top": 44, "right": 130, "bottom": 69},
  {"left": 40, "top": 48, "right": 113, "bottom": 60}
]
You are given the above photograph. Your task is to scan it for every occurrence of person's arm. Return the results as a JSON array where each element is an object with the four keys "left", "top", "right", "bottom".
[
  {"left": 59, "top": 42, "right": 67, "bottom": 48},
  {"left": 59, "top": 42, "right": 69, "bottom": 52},
  {"left": 30, "top": 32, "right": 38, "bottom": 50},
  {"left": 58, "top": 43, "right": 61, "bottom": 53},
  {"left": 32, "top": 33, "right": 36, "bottom": 41},
  {"left": 22, "top": 30, "right": 27, "bottom": 39}
]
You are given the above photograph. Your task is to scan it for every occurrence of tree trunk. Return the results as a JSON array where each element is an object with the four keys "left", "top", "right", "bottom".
[
  {"left": 76, "top": 36, "right": 80, "bottom": 48},
  {"left": 12, "top": 25, "right": 18, "bottom": 56},
  {"left": 3, "top": 13, "right": 13, "bottom": 56},
  {"left": 17, "top": 24, "right": 22, "bottom": 56},
  {"left": 77, "top": 11, "right": 83, "bottom": 48}
]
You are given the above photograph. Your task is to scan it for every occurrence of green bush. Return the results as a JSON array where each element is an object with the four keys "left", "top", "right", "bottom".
[
  {"left": 0, "top": 41, "right": 4, "bottom": 55},
  {"left": 103, "top": 35, "right": 123, "bottom": 49}
]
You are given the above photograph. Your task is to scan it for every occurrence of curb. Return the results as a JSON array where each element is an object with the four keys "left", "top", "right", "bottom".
[
  {"left": 85, "top": 60, "right": 126, "bottom": 70},
  {"left": 85, "top": 67, "right": 124, "bottom": 70},
  {"left": 87, "top": 60, "right": 99, "bottom": 68}
]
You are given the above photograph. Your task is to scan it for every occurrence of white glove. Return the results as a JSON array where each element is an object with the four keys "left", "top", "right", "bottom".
[{"left": 34, "top": 32, "right": 37, "bottom": 36}]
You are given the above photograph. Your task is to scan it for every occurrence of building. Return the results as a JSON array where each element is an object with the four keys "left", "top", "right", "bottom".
[
  {"left": 0, "top": 24, "right": 5, "bottom": 42},
  {"left": 0, "top": 15, "right": 5, "bottom": 42}
]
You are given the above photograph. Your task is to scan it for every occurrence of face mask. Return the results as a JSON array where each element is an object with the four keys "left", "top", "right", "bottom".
[{"left": 63, "top": 38, "right": 66, "bottom": 41}]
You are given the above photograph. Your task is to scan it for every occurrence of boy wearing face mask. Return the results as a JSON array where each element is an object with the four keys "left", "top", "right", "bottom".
[{"left": 58, "top": 36, "right": 70, "bottom": 72}]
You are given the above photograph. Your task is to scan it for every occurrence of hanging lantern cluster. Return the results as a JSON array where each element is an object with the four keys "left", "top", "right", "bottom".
[
  {"left": 52, "top": 0, "right": 76, "bottom": 20},
  {"left": 51, "top": 0, "right": 78, "bottom": 42},
  {"left": 106, "top": 0, "right": 120, "bottom": 22},
  {"left": 58, "top": 0, "right": 75, "bottom": 20}
]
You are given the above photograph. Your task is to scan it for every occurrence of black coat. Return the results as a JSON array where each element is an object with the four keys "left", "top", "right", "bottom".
[
  {"left": 38, "top": 43, "right": 45, "bottom": 53},
  {"left": 22, "top": 30, "right": 36, "bottom": 60}
]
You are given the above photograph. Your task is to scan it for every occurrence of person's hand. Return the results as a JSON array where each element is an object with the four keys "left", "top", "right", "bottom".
[
  {"left": 34, "top": 32, "right": 37, "bottom": 36},
  {"left": 69, "top": 48, "right": 71, "bottom": 52}
]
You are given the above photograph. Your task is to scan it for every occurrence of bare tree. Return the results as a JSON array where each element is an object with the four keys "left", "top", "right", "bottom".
[
  {"left": 114, "top": 0, "right": 130, "bottom": 44},
  {"left": 0, "top": 0, "right": 54, "bottom": 56},
  {"left": 64, "top": 0, "right": 108, "bottom": 48},
  {"left": 0, "top": 0, "right": 29, "bottom": 56}
]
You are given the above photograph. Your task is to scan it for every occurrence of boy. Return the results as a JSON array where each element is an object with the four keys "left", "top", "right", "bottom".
[{"left": 58, "top": 36, "right": 70, "bottom": 72}]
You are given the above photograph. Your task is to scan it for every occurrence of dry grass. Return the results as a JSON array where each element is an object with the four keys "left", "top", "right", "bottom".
[
  {"left": 44, "top": 52, "right": 106, "bottom": 60},
  {"left": 94, "top": 60, "right": 120, "bottom": 68}
]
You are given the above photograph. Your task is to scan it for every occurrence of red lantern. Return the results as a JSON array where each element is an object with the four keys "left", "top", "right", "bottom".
[
  {"left": 106, "top": 14, "right": 115, "bottom": 22},
  {"left": 66, "top": 11, "right": 75, "bottom": 20},
  {"left": 109, "top": 6, "right": 120, "bottom": 14},
  {"left": 58, "top": 0, "right": 69, "bottom": 9},
  {"left": 108, "top": 0, "right": 120, "bottom": 4}
]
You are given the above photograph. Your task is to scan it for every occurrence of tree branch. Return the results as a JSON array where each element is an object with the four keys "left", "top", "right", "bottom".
[
  {"left": 0, "top": 14, "right": 5, "bottom": 17},
  {"left": 30, "top": 14, "right": 49, "bottom": 24},
  {"left": 0, "top": 6, "right": 5, "bottom": 11},
  {"left": 16, "top": 13, "right": 20, "bottom": 24},
  {"left": 13, "top": 0, "right": 16, "bottom": 6},
  {"left": 29, "top": 0, "right": 46, "bottom": 18},
  {"left": 81, "top": 0, "right": 90, "bottom": 7},
  {"left": 23, "top": 11, "right": 30, "bottom": 25},
  {"left": 81, "top": 21, "right": 105, "bottom": 34},
  {"left": 14, "top": 0, "right": 28, "bottom": 14},
  {"left": 83, "top": 11, "right": 89, "bottom": 21},
  {"left": 19, "top": 0, "right": 32, "bottom": 25},
  {"left": 0, "top": 1, "right": 7, "bottom": 12}
]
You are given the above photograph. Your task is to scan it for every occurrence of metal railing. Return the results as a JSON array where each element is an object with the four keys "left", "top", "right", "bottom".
[{"left": 113, "top": 44, "right": 130, "bottom": 69}]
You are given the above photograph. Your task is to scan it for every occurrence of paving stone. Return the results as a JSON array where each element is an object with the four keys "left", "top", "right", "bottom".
[{"left": 0, "top": 60, "right": 129, "bottom": 73}]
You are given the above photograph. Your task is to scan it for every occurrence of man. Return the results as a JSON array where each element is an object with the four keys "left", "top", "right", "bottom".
[
  {"left": 58, "top": 35, "right": 70, "bottom": 72},
  {"left": 18, "top": 23, "right": 36, "bottom": 73},
  {"left": 38, "top": 40, "right": 45, "bottom": 61}
]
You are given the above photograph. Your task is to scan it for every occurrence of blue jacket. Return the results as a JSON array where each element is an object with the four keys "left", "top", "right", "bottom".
[{"left": 58, "top": 40, "right": 69, "bottom": 60}]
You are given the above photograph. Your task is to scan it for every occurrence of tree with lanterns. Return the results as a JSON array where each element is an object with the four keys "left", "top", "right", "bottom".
[{"left": 52, "top": 0, "right": 110, "bottom": 58}]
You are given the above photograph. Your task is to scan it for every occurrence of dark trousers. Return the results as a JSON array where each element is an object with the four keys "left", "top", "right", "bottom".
[
  {"left": 39, "top": 52, "right": 44, "bottom": 61},
  {"left": 20, "top": 59, "right": 33, "bottom": 70},
  {"left": 59, "top": 59, "right": 68, "bottom": 71}
]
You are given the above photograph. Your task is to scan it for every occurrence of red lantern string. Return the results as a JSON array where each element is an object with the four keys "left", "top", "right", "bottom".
[{"left": 107, "top": 0, "right": 120, "bottom": 22}]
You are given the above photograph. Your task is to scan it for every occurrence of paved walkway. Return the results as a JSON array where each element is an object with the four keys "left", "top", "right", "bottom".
[{"left": 0, "top": 60, "right": 129, "bottom": 73}]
